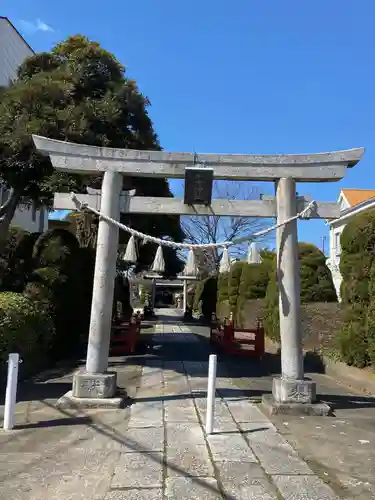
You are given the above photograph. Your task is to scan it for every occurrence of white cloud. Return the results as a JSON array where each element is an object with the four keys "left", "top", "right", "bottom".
[{"left": 19, "top": 18, "right": 54, "bottom": 35}]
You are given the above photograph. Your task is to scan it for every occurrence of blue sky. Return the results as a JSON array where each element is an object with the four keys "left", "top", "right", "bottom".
[{"left": 4, "top": 0, "right": 375, "bottom": 251}]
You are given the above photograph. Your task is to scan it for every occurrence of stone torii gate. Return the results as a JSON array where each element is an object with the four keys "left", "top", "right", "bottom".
[{"left": 33, "top": 135, "right": 363, "bottom": 412}]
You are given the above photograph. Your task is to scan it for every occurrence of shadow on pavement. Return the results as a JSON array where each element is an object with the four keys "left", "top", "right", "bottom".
[
  {"left": 16, "top": 415, "right": 93, "bottom": 430},
  {"left": 5, "top": 400, "right": 238, "bottom": 500},
  {"left": 319, "top": 393, "right": 375, "bottom": 411},
  {"left": 17, "top": 382, "right": 72, "bottom": 403},
  {"left": 6, "top": 317, "right": 375, "bottom": 414}
]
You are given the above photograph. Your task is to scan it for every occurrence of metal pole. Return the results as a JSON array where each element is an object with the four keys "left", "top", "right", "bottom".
[
  {"left": 3, "top": 353, "right": 20, "bottom": 431},
  {"left": 152, "top": 278, "right": 156, "bottom": 310},
  {"left": 205, "top": 354, "right": 217, "bottom": 434},
  {"left": 183, "top": 279, "right": 187, "bottom": 312}
]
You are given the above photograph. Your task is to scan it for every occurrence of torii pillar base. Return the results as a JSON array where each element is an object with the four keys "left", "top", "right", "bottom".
[
  {"left": 57, "top": 391, "right": 126, "bottom": 410},
  {"left": 262, "top": 378, "right": 331, "bottom": 416},
  {"left": 56, "top": 371, "right": 129, "bottom": 409}
]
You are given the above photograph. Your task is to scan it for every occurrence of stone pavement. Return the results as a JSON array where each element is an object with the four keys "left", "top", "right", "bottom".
[
  {"left": 0, "top": 312, "right": 344, "bottom": 500},
  {"left": 131, "top": 321, "right": 339, "bottom": 500}
]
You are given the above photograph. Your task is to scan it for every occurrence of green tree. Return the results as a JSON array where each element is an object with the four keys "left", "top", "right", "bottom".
[
  {"left": 0, "top": 35, "right": 183, "bottom": 273},
  {"left": 299, "top": 243, "right": 337, "bottom": 303},
  {"left": 263, "top": 243, "right": 336, "bottom": 341},
  {"left": 338, "top": 209, "right": 375, "bottom": 367}
]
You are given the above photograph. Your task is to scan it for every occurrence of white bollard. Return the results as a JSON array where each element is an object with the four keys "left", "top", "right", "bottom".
[
  {"left": 205, "top": 354, "right": 217, "bottom": 435},
  {"left": 3, "top": 353, "right": 20, "bottom": 431}
]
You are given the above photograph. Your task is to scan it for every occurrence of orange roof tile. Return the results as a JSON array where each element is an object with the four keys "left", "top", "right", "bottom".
[{"left": 342, "top": 189, "right": 375, "bottom": 207}]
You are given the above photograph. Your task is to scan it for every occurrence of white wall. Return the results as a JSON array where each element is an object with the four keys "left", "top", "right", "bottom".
[
  {"left": 0, "top": 20, "right": 46, "bottom": 234},
  {"left": 327, "top": 221, "right": 345, "bottom": 301},
  {"left": 0, "top": 186, "right": 48, "bottom": 233},
  {"left": 329, "top": 223, "right": 345, "bottom": 268},
  {"left": 326, "top": 195, "right": 375, "bottom": 301},
  {"left": 11, "top": 205, "right": 48, "bottom": 233},
  {"left": 0, "top": 18, "right": 33, "bottom": 87}
]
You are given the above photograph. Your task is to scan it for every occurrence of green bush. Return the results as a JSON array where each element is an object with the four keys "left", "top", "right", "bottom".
[
  {"left": 234, "top": 262, "right": 270, "bottom": 329},
  {"left": 337, "top": 303, "right": 368, "bottom": 367},
  {"left": 228, "top": 263, "right": 245, "bottom": 310},
  {"left": 338, "top": 209, "right": 375, "bottom": 367},
  {"left": 238, "top": 262, "right": 270, "bottom": 301},
  {"left": 33, "top": 228, "right": 80, "bottom": 270},
  {"left": 24, "top": 232, "right": 94, "bottom": 359},
  {"left": 340, "top": 253, "right": 372, "bottom": 303},
  {"left": 139, "top": 283, "right": 152, "bottom": 306},
  {"left": 299, "top": 243, "right": 337, "bottom": 303},
  {"left": 199, "top": 277, "right": 218, "bottom": 321},
  {"left": 186, "top": 284, "right": 196, "bottom": 309},
  {"left": 263, "top": 256, "right": 279, "bottom": 341},
  {"left": 114, "top": 274, "right": 133, "bottom": 320},
  {"left": 0, "top": 226, "right": 94, "bottom": 367},
  {"left": 24, "top": 265, "right": 85, "bottom": 359},
  {"left": 0, "top": 292, "right": 55, "bottom": 380},
  {"left": 217, "top": 272, "right": 229, "bottom": 304},
  {"left": 366, "top": 261, "right": 375, "bottom": 366},
  {"left": 0, "top": 228, "right": 40, "bottom": 292},
  {"left": 263, "top": 243, "right": 335, "bottom": 342},
  {"left": 1, "top": 226, "right": 29, "bottom": 258},
  {"left": 193, "top": 281, "right": 204, "bottom": 312}
]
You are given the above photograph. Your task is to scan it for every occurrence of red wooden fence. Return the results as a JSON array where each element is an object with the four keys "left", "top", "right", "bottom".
[
  {"left": 210, "top": 313, "right": 265, "bottom": 359},
  {"left": 109, "top": 313, "right": 141, "bottom": 355}
]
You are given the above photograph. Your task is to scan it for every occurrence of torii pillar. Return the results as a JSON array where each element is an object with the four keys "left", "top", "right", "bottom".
[
  {"left": 268, "top": 178, "right": 314, "bottom": 411},
  {"left": 74, "top": 171, "right": 123, "bottom": 404}
]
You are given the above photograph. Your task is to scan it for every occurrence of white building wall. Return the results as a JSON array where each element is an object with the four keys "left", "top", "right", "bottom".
[
  {"left": 327, "top": 221, "right": 345, "bottom": 301},
  {"left": 326, "top": 196, "right": 375, "bottom": 302},
  {"left": 0, "top": 18, "right": 33, "bottom": 87},
  {"left": 0, "top": 185, "right": 48, "bottom": 234},
  {"left": 0, "top": 19, "right": 47, "bottom": 234},
  {"left": 11, "top": 205, "right": 48, "bottom": 233}
]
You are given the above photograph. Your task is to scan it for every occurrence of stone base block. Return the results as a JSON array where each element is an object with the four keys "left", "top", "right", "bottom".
[
  {"left": 72, "top": 371, "right": 117, "bottom": 399},
  {"left": 272, "top": 377, "right": 316, "bottom": 404},
  {"left": 57, "top": 390, "right": 126, "bottom": 409},
  {"left": 262, "top": 394, "right": 332, "bottom": 416}
]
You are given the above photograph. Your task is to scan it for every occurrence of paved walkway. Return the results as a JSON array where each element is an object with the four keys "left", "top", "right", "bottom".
[
  {"left": 130, "top": 320, "right": 339, "bottom": 500},
  {"left": 0, "top": 311, "right": 343, "bottom": 500}
]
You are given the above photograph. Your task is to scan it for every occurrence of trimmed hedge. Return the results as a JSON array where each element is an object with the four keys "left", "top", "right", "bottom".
[
  {"left": 0, "top": 292, "right": 55, "bottom": 380},
  {"left": 0, "top": 226, "right": 98, "bottom": 377},
  {"left": 238, "top": 263, "right": 270, "bottom": 301},
  {"left": 299, "top": 243, "right": 337, "bottom": 303},
  {"left": 217, "top": 272, "right": 229, "bottom": 304},
  {"left": 337, "top": 209, "right": 375, "bottom": 367},
  {"left": 194, "top": 277, "right": 218, "bottom": 321},
  {"left": 24, "top": 230, "right": 94, "bottom": 359},
  {"left": 193, "top": 280, "right": 204, "bottom": 312},
  {"left": 263, "top": 243, "right": 336, "bottom": 342},
  {"left": 217, "top": 259, "right": 271, "bottom": 326},
  {"left": 0, "top": 227, "right": 40, "bottom": 293},
  {"left": 201, "top": 277, "right": 218, "bottom": 320},
  {"left": 263, "top": 257, "right": 279, "bottom": 341},
  {"left": 114, "top": 274, "right": 133, "bottom": 320},
  {"left": 33, "top": 228, "right": 80, "bottom": 270},
  {"left": 228, "top": 263, "right": 245, "bottom": 310}
]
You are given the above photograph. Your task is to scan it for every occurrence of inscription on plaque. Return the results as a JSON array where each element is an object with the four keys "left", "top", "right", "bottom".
[
  {"left": 184, "top": 167, "right": 213, "bottom": 205},
  {"left": 72, "top": 372, "right": 117, "bottom": 398},
  {"left": 80, "top": 379, "right": 106, "bottom": 397},
  {"left": 287, "top": 382, "right": 310, "bottom": 403}
]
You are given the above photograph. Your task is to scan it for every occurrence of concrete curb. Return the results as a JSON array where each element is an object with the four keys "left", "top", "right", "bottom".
[{"left": 265, "top": 337, "right": 375, "bottom": 397}]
